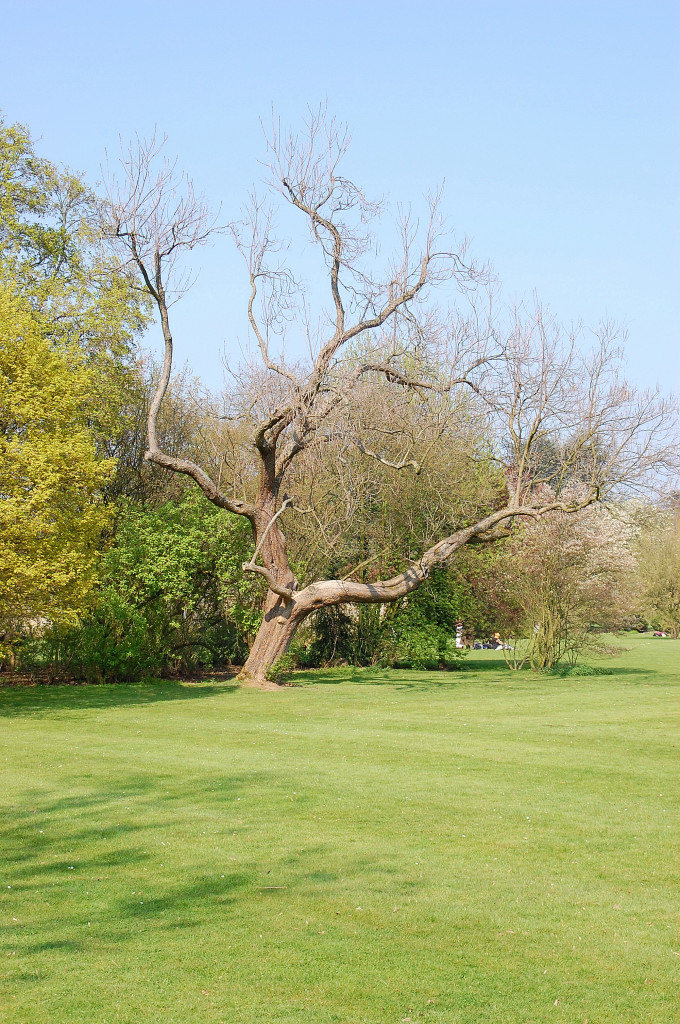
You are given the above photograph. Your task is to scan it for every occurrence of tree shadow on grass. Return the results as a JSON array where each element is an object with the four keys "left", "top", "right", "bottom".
[
  {"left": 0, "top": 678, "right": 240, "bottom": 718},
  {"left": 24, "top": 938, "right": 81, "bottom": 954},
  {"left": 13, "top": 871, "right": 253, "bottom": 959},
  {"left": 0, "top": 768, "right": 258, "bottom": 959},
  {"left": 116, "top": 870, "right": 251, "bottom": 923},
  {"left": 460, "top": 659, "right": 653, "bottom": 678},
  {"left": 288, "top": 666, "right": 480, "bottom": 690},
  {"left": 1, "top": 766, "right": 388, "bottom": 963},
  {"left": 286, "top": 660, "right": 654, "bottom": 691},
  {"left": 1, "top": 769, "right": 257, "bottom": 875}
]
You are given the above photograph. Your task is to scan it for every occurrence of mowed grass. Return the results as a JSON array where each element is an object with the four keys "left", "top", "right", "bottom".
[{"left": 1, "top": 636, "right": 678, "bottom": 1024}]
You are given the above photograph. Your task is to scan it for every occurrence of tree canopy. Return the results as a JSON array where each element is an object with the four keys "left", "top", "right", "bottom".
[
  {"left": 0, "top": 288, "right": 114, "bottom": 654},
  {"left": 0, "top": 115, "right": 149, "bottom": 657}
]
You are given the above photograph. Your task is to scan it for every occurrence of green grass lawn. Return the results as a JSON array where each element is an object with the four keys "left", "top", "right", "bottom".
[{"left": 1, "top": 635, "right": 678, "bottom": 1023}]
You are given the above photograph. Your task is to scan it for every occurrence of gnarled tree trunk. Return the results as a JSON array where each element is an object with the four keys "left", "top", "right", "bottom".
[
  {"left": 237, "top": 453, "right": 303, "bottom": 688},
  {"left": 238, "top": 598, "right": 302, "bottom": 688}
]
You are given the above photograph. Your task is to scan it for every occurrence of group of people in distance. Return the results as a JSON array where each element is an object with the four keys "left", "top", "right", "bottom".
[
  {"left": 472, "top": 632, "right": 512, "bottom": 650},
  {"left": 455, "top": 623, "right": 512, "bottom": 651}
]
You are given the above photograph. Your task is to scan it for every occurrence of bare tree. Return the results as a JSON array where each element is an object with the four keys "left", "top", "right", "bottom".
[{"left": 105, "top": 113, "right": 678, "bottom": 687}]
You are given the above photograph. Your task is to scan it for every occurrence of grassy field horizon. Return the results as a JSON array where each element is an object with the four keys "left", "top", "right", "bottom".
[{"left": 1, "top": 635, "right": 678, "bottom": 1022}]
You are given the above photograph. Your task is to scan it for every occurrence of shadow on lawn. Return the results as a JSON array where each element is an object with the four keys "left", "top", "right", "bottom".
[
  {"left": 0, "top": 766, "right": 359, "bottom": 960},
  {"left": 289, "top": 667, "right": 468, "bottom": 689},
  {"left": 288, "top": 660, "right": 652, "bottom": 689},
  {"left": 0, "top": 678, "right": 240, "bottom": 718},
  {"left": 460, "top": 659, "right": 651, "bottom": 678},
  {"left": 0, "top": 767, "right": 261, "bottom": 958},
  {"left": 13, "top": 871, "right": 253, "bottom": 958},
  {"left": 289, "top": 663, "right": 515, "bottom": 689}
]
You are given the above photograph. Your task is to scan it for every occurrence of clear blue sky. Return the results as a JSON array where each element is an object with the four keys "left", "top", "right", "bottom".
[{"left": 2, "top": 0, "right": 678, "bottom": 391}]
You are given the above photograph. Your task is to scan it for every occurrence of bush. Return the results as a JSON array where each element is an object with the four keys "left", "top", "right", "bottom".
[
  {"left": 295, "top": 606, "right": 356, "bottom": 668},
  {"left": 293, "top": 566, "right": 468, "bottom": 671},
  {"left": 21, "top": 491, "right": 263, "bottom": 681}
]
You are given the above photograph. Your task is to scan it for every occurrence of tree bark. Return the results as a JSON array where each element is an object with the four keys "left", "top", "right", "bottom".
[
  {"left": 238, "top": 450, "right": 302, "bottom": 686},
  {"left": 238, "top": 598, "right": 302, "bottom": 688}
]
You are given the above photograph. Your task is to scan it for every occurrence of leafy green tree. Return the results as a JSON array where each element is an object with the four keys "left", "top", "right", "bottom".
[
  {"left": 0, "top": 115, "right": 149, "bottom": 661},
  {"left": 26, "top": 490, "right": 263, "bottom": 681},
  {"left": 0, "top": 113, "right": 149, "bottom": 450},
  {"left": 0, "top": 288, "right": 115, "bottom": 657},
  {"left": 379, "top": 567, "right": 468, "bottom": 670},
  {"left": 293, "top": 559, "right": 493, "bottom": 672},
  {"left": 0, "top": 114, "right": 145, "bottom": 334}
]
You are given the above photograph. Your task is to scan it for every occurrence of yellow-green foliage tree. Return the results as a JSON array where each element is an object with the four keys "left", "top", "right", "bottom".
[
  {"left": 0, "top": 289, "right": 115, "bottom": 657},
  {"left": 0, "top": 114, "right": 149, "bottom": 661},
  {"left": 0, "top": 113, "right": 149, "bottom": 456}
]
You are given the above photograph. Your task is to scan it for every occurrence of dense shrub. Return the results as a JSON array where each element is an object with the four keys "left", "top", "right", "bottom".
[
  {"left": 381, "top": 567, "right": 467, "bottom": 669},
  {"left": 292, "top": 566, "right": 471, "bottom": 671},
  {"left": 21, "top": 490, "right": 263, "bottom": 681}
]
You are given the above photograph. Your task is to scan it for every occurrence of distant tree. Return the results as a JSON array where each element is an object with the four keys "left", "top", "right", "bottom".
[
  {"left": 106, "top": 114, "right": 678, "bottom": 687},
  {"left": 105, "top": 356, "right": 214, "bottom": 506},
  {"left": 278, "top": 370, "right": 499, "bottom": 589},
  {"left": 488, "top": 497, "right": 638, "bottom": 668},
  {"left": 637, "top": 512, "right": 680, "bottom": 638}
]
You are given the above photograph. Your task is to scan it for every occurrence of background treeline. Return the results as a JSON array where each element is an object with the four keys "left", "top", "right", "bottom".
[{"left": 2, "top": 116, "right": 678, "bottom": 682}]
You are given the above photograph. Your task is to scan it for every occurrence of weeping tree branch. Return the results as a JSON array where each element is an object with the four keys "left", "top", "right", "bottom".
[{"left": 295, "top": 495, "right": 602, "bottom": 613}]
